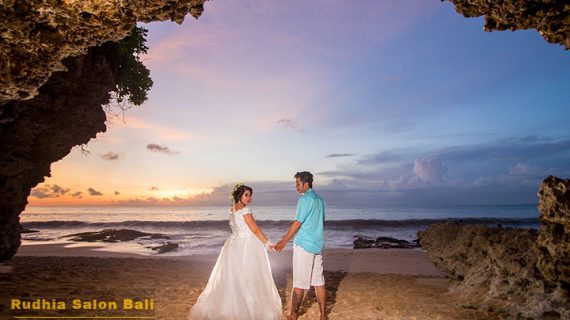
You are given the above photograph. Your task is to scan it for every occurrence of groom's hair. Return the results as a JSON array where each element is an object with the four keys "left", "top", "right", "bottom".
[{"left": 294, "top": 171, "right": 313, "bottom": 188}]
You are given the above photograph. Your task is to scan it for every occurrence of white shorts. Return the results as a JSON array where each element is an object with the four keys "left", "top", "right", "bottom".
[{"left": 293, "top": 244, "right": 325, "bottom": 290}]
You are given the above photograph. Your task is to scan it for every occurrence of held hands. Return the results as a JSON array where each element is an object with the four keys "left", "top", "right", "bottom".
[
  {"left": 265, "top": 239, "right": 276, "bottom": 253},
  {"left": 264, "top": 239, "right": 286, "bottom": 253},
  {"left": 273, "top": 240, "right": 286, "bottom": 253}
]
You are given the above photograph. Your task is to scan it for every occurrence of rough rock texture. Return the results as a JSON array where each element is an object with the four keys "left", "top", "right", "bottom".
[
  {"left": 448, "top": 0, "right": 570, "bottom": 49},
  {"left": 0, "top": 0, "right": 205, "bottom": 104},
  {"left": 536, "top": 176, "right": 570, "bottom": 308},
  {"left": 0, "top": 42, "right": 118, "bottom": 262},
  {"left": 418, "top": 176, "right": 570, "bottom": 319},
  {"left": 0, "top": 1, "right": 206, "bottom": 262}
]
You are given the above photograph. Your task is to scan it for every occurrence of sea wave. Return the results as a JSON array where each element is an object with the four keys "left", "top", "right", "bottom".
[{"left": 21, "top": 217, "right": 540, "bottom": 230}]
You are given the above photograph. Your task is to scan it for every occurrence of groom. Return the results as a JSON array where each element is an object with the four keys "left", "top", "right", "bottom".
[{"left": 274, "top": 171, "right": 326, "bottom": 320}]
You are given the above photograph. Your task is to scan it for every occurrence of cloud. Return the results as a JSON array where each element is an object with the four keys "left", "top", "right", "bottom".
[
  {"left": 358, "top": 149, "right": 416, "bottom": 165},
  {"left": 51, "top": 184, "right": 70, "bottom": 195},
  {"left": 325, "top": 153, "right": 357, "bottom": 158},
  {"left": 316, "top": 136, "right": 570, "bottom": 204},
  {"left": 122, "top": 116, "right": 193, "bottom": 141},
  {"left": 356, "top": 137, "right": 570, "bottom": 168},
  {"left": 277, "top": 119, "right": 305, "bottom": 132},
  {"left": 87, "top": 188, "right": 103, "bottom": 196},
  {"left": 388, "top": 174, "right": 422, "bottom": 191},
  {"left": 507, "top": 163, "right": 545, "bottom": 176},
  {"left": 30, "top": 184, "right": 70, "bottom": 199},
  {"left": 30, "top": 189, "right": 56, "bottom": 199},
  {"left": 101, "top": 173, "right": 547, "bottom": 207},
  {"left": 101, "top": 152, "right": 120, "bottom": 160},
  {"left": 150, "top": 186, "right": 159, "bottom": 191},
  {"left": 71, "top": 191, "right": 82, "bottom": 198},
  {"left": 146, "top": 143, "right": 179, "bottom": 155},
  {"left": 434, "top": 136, "right": 570, "bottom": 163},
  {"left": 319, "top": 164, "right": 411, "bottom": 182},
  {"left": 114, "top": 191, "right": 120, "bottom": 195},
  {"left": 412, "top": 157, "right": 448, "bottom": 182},
  {"left": 111, "top": 197, "right": 164, "bottom": 206}
]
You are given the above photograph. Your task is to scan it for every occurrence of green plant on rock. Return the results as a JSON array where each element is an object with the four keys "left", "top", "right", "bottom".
[{"left": 114, "top": 26, "right": 153, "bottom": 106}]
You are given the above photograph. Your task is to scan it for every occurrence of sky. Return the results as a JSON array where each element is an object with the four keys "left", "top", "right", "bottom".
[{"left": 28, "top": 0, "right": 570, "bottom": 207}]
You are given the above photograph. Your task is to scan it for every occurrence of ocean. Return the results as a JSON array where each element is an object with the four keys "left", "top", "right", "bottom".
[{"left": 20, "top": 205, "right": 541, "bottom": 256}]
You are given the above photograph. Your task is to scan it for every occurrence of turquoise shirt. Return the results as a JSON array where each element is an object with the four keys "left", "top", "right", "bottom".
[{"left": 294, "top": 188, "right": 325, "bottom": 254}]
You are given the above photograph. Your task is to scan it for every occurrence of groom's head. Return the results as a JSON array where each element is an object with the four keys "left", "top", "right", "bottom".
[{"left": 294, "top": 171, "right": 313, "bottom": 194}]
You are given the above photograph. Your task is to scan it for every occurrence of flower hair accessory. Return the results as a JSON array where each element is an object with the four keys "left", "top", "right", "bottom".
[{"left": 230, "top": 183, "right": 245, "bottom": 200}]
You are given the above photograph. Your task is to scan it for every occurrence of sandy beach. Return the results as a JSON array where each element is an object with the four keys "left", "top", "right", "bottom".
[
  {"left": 0, "top": 243, "right": 502, "bottom": 320},
  {"left": 0, "top": 244, "right": 498, "bottom": 320}
]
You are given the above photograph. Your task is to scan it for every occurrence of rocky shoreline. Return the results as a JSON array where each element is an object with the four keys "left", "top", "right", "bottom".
[{"left": 418, "top": 176, "right": 570, "bottom": 319}]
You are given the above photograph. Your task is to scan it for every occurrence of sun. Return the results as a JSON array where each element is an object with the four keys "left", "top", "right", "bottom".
[{"left": 150, "top": 188, "right": 211, "bottom": 199}]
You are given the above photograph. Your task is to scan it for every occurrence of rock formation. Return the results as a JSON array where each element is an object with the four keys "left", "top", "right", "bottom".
[
  {"left": 0, "top": 0, "right": 206, "bottom": 262},
  {"left": 0, "top": 0, "right": 205, "bottom": 105},
  {"left": 536, "top": 176, "right": 570, "bottom": 312},
  {"left": 448, "top": 0, "right": 570, "bottom": 49},
  {"left": 0, "top": 0, "right": 568, "bottom": 263},
  {"left": 0, "top": 42, "right": 119, "bottom": 261},
  {"left": 418, "top": 176, "right": 570, "bottom": 319}
]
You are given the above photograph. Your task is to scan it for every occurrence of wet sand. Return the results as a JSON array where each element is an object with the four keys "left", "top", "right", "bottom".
[{"left": 0, "top": 243, "right": 499, "bottom": 319}]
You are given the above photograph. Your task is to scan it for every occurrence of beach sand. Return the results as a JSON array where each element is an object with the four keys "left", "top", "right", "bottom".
[{"left": 0, "top": 243, "right": 500, "bottom": 319}]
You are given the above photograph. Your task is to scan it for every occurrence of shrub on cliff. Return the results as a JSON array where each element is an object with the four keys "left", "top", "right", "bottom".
[{"left": 114, "top": 26, "right": 153, "bottom": 106}]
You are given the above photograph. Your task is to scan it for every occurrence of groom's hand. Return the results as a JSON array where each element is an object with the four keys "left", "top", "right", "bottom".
[{"left": 274, "top": 240, "right": 286, "bottom": 252}]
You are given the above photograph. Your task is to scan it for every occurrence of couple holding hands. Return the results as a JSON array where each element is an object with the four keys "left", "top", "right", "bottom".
[{"left": 189, "top": 171, "right": 326, "bottom": 320}]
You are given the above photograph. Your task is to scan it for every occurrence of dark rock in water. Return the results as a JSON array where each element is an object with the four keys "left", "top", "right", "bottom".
[
  {"left": 148, "top": 242, "right": 179, "bottom": 254},
  {"left": 20, "top": 228, "right": 39, "bottom": 234},
  {"left": 149, "top": 234, "right": 170, "bottom": 240},
  {"left": 61, "top": 228, "right": 171, "bottom": 243},
  {"left": 375, "top": 236, "right": 419, "bottom": 249},
  {"left": 353, "top": 236, "right": 419, "bottom": 249},
  {"left": 417, "top": 175, "right": 570, "bottom": 319},
  {"left": 353, "top": 236, "right": 375, "bottom": 249}
]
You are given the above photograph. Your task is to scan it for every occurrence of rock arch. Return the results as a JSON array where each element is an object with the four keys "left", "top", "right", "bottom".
[{"left": 0, "top": 0, "right": 568, "bottom": 261}]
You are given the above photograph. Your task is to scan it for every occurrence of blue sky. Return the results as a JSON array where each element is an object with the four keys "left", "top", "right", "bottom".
[{"left": 29, "top": 0, "right": 570, "bottom": 206}]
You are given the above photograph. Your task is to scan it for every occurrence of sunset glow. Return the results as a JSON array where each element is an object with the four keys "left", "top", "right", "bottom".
[{"left": 27, "top": 0, "right": 570, "bottom": 207}]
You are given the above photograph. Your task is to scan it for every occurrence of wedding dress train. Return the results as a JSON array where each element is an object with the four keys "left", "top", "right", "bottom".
[{"left": 189, "top": 206, "right": 282, "bottom": 320}]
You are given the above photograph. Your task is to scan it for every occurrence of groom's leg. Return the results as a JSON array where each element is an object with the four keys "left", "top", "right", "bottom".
[
  {"left": 310, "top": 252, "right": 326, "bottom": 319},
  {"left": 289, "top": 287, "right": 304, "bottom": 320},
  {"left": 315, "top": 285, "right": 326, "bottom": 319},
  {"left": 291, "top": 244, "right": 312, "bottom": 319}
]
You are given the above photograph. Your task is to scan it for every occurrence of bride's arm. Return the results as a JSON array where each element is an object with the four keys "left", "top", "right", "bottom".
[
  {"left": 243, "top": 213, "right": 270, "bottom": 245},
  {"left": 274, "top": 221, "right": 301, "bottom": 252}
]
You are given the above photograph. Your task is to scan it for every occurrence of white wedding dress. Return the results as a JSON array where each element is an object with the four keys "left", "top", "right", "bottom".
[{"left": 189, "top": 206, "right": 282, "bottom": 320}]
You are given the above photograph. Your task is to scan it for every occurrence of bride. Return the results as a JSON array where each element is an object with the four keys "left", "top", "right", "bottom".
[{"left": 189, "top": 184, "right": 282, "bottom": 320}]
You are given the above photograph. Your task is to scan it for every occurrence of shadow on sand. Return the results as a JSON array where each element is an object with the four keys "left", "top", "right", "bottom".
[{"left": 275, "top": 270, "right": 348, "bottom": 318}]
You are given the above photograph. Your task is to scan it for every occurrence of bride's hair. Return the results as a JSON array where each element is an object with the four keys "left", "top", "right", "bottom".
[{"left": 231, "top": 183, "right": 253, "bottom": 204}]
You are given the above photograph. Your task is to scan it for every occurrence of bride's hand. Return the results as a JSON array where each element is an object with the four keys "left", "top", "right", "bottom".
[{"left": 265, "top": 240, "right": 276, "bottom": 253}]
